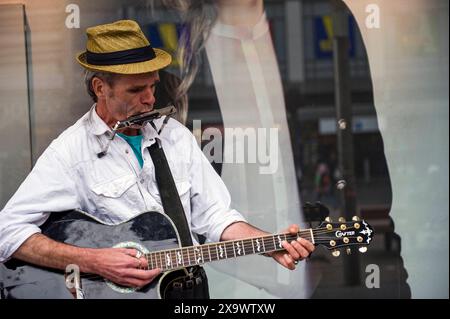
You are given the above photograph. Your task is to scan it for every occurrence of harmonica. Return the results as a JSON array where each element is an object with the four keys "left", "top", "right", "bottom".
[
  {"left": 113, "top": 105, "right": 177, "bottom": 130},
  {"left": 97, "top": 105, "right": 176, "bottom": 158}
]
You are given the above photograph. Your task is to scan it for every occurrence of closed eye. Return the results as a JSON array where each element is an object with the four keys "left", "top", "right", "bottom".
[
  {"left": 127, "top": 81, "right": 159, "bottom": 93},
  {"left": 127, "top": 86, "right": 145, "bottom": 93}
]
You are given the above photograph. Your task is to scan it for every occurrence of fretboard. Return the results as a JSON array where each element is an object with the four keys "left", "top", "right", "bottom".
[{"left": 144, "top": 230, "right": 315, "bottom": 272}]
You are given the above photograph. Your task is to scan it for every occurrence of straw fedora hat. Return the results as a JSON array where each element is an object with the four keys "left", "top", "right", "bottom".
[{"left": 76, "top": 20, "right": 172, "bottom": 74}]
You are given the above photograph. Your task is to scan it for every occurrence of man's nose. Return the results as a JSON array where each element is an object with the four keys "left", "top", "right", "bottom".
[{"left": 141, "top": 87, "right": 155, "bottom": 111}]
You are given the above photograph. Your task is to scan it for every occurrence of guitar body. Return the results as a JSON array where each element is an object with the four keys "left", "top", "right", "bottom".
[
  {"left": 0, "top": 207, "right": 374, "bottom": 299},
  {"left": 0, "top": 210, "right": 189, "bottom": 299}
]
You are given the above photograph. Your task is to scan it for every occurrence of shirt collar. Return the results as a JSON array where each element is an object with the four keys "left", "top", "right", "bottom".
[
  {"left": 88, "top": 103, "right": 162, "bottom": 140},
  {"left": 211, "top": 11, "right": 269, "bottom": 40},
  {"left": 88, "top": 104, "right": 112, "bottom": 136}
]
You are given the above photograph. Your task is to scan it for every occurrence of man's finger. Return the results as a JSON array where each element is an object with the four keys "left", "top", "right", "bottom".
[
  {"left": 136, "top": 256, "right": 149, "bottom": 269},
  {"left": 288, "top": 224, "right": 299, "bottom": 234},
  {"left": 297, "top": 237, "right": 315, "bottom": 253},
  {"left": 283, "top": 254, "right": 296, "bottom": 270},
  {"left": 124, "top": 268, "right": 161, "bottom": 281},
  {"left": 282, "top": 241, "right": 300, "bottom": 260},
  {"left": 291, "top": 240, "right": 309, "bottom": 259}
]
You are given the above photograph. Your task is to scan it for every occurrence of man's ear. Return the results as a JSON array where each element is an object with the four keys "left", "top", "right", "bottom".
[{"left": 92, "top": 76, "right": 107, "bottom": 100}]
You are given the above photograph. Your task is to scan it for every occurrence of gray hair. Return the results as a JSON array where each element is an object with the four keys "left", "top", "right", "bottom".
[
  {"left": 168, "top": 0, "right": 218, "bottom": 97},
  {"left": 148, "top": 0, "right": 218, "bottom": 124},
  {"left": 84, "top": 70, "right": 117, "bottom": 102}
]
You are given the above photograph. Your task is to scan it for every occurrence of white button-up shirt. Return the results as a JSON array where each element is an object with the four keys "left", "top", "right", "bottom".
[{"left": 0, "top": 105, "right": 246, "bottom": 262}]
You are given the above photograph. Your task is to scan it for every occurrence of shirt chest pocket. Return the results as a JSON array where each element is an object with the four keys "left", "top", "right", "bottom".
[{"left": 89, "top": 174, "right": 144, "bottom": 219}]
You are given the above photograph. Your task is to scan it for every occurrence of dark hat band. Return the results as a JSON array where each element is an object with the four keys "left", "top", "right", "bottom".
[{"left": 86, "top": 45, "right": 156, "bottom": 66}]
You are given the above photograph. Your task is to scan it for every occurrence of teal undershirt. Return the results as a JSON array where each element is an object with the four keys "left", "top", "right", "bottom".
[{"left": 117, "top": 133, "right": 144, "bottom": 168}]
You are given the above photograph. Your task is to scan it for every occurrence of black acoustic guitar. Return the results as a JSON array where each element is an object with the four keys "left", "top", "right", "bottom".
[{"left": 0, "top": 210, "right": 373, "bottom": 299}]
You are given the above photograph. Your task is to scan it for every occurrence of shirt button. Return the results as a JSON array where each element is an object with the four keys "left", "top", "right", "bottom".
[
  {"left": 140, "top": 179, "right": 145, "bottom": 184},
  {"left": 125, "top": 149, "right": 129, "bottom": 154}
]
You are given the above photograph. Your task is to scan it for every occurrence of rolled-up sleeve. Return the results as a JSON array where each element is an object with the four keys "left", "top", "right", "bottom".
[
  {"left": 188, "top": 135, "right": 247, "bottom": 243},
  {"left": 0, "top": 147, "right": 80, "bottom": 262}
]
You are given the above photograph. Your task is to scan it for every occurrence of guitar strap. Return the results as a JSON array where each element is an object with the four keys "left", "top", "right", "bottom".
[{"left": 147, "top": 139, "right": 193, "bottom": 247}]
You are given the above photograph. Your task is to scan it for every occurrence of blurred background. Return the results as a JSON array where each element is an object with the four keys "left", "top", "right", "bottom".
[{"left": 0, "top": 0, "right": 447, "bottom": 298}]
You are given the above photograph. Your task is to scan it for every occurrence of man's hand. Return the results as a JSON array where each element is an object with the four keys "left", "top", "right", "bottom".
[
  {"left": 87, "top": 248, "right": 161, "bottom": 288},
  {"left": 268, "top": 224, "right": 315, "bottom": 270},
  {"left": 13, "top": 234, "right": 161, "bottom": 289}
]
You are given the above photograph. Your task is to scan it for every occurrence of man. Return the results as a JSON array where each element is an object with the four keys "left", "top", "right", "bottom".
[{"left": 0, "top": 20, "right": 314, "bottom": 296}]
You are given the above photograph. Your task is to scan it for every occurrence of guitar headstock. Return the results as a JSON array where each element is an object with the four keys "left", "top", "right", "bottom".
[{"left": 313, "top": 216, "right": 374, "bottom": 257}]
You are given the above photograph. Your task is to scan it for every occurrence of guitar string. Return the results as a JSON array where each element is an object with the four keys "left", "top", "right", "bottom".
[
  {"left": 143, "top": 225, "right": 365, "bottom": 259},
  {"left": 143, "top": 226, "right": 364, "bottom": 264},
  {"left": 150, "top": 233, "right": 363, "bottom": 267},
  {"left": 74, "top": 236, "right": 367, "bottom": 281},
  {"left": 74, "top": 226, "right": 367, "bottom": 281}
]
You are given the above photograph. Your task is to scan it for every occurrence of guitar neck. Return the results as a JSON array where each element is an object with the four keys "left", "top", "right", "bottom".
[{"left": 144, "top": 229, "right": 315, "bottom": 272}]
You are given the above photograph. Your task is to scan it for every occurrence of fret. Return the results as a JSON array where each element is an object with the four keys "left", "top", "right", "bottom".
[
  {"left": 173, "top": 249, "right": 178, "bottom": 267},
  {"left": 251, "top": 238, "right": 256, "bottom": 254},
  {"left": 192, "top": 247, "right": 197, "bottom": 265},
  {"left": 159, "top": 251, "right": 163, "bottom": 271},
  {"left": 309, "top": 229, "right": 315, "bottom": 244},
  {"left": 176, "top": 249, "right": 183, "bottom": 267},
  {"left": 254, "top": 238, "right": 262, "bottom": 253},
  {"left": 207, "top": 245, "right": 212, "bottom": 262},
  {"left": 186, "top": 247, "right": 191, "bottom": 266},
  {"left": 263, "top": 236, "right": 273, "bottom": 252},
  {"left": 215, "top": 244, "right": 219, "bottom": 261},
  {"left": 244, "top": 239, "right": 251, "bottom": 255},
  {"left": 272, "top": 235, "right": 277, "bottom": 251},
  {"left": 163, "top": 251, "right": 168, "bottom": 270},
  {"left": 277, "top": 235, "right": 283, "bottom": 249},
  {"left": 193, "top": 247, "right": 198, "bottom": 265},
  {"left": 234, "top": 241, "right": 242, "bottom": 256},
  {"left": 261, "top": 237, "right": 266, "bottom": 252},
  {"left": 220, "top": 243, "right": 227, "bottom": 259},
  {"left": 219, "top": 243, "right": 227, "bottom": 259},
  {"left": 148, "top": 253, "right": 153, "bottom": 270},
  {"left": 172, "top": 250, "right": 177, "bottom": 268},
  {"left": 229, "top": 241, "right": 236, "bottom": 258},
  {"left": 241, "top": 240, "right": 246, "bottom": 255},
  {"left": 194, "top": 246, "right": 203, "bottom": 265},
  {"left": 214, "top": 244, "right": 220, "bottom": 260},
  {"left": 218, "top": 243, "right": 225, "bottom": 260},
  {"left": 245, "top": 239, "right": 252, "bottom": 255},
  {"left": 178, "top": 249, "right": 182, "bottom": 266},
  {"left": 170, "top": 250, "right": 176, "bottom": 269},
  {"left": 212, "top": 244, "right": 218, "bottom": 260},
  {"left": 165, "top": 251, "right": 172, "bottom": 269},
  {"left": 200, "top": 246, "right": 205, "bottom": 264}
]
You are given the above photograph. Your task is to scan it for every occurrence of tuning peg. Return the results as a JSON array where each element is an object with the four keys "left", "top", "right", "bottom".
[
  {"left": 332, "top": 249, "right": 341, "bottom": 257},
  {"left": 358, "top": 246, "right": 368, "bottom": 253},
  {"left": 352, "top": 216, "right": 360, "bottom": 221},
  {"left": 338, "top": 217, "right": 346, "bottom": 223},
  {"left": 325, "top": 216, "right": 332, "bottom": 223},
  {"left": 346, "top": 248, "right": 352, "bottom": 255}
]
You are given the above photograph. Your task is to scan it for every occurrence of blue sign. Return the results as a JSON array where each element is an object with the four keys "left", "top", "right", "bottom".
[{"left": 314, "top": 15, "right": 356, "bottom": 59}]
